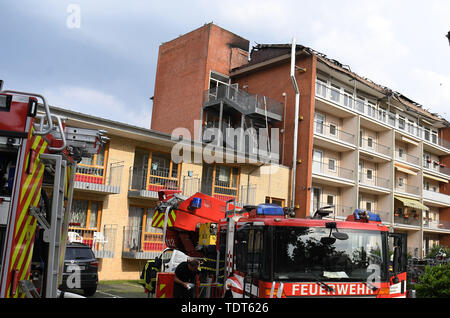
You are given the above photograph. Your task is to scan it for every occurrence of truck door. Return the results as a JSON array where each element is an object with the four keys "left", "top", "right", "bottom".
[{"left": 388, "top": 232, "right": 407, "bottom": 297}]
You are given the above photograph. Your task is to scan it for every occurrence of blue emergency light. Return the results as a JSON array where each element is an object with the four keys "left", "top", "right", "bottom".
[
  {"left": 353, "top": 209, "right": 382, "bottom": 222},
  {"left": 256, "top": 204, "right": 285, "bottom": 216},
  {"left": 190, "top": 197, "right": 202, "bottom": 209}
]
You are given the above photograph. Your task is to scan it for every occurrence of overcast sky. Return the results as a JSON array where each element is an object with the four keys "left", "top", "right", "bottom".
[{"left": 1, "top": 0, "right": 449, "bottom": 128}]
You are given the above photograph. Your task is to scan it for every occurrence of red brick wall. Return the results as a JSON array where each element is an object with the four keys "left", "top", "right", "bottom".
[
  {"left": 232, "top": 53, "right": 317, "bottom": 218},
  {"left": 151, "top": 24, "right": 249, "bottom": 138},
  {"left": 439, "top": 127, "right": 450, "bottom": 247}
]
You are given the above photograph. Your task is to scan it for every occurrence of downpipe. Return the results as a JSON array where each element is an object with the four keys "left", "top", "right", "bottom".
[{"left": 290, "top": 38, "right": 300, "bottom": 210}]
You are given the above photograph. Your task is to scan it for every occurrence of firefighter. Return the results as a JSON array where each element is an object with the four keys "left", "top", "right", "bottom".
[
  {"left": 139, "top": 258, "right": 162, "bottom": 297},
  {"left": 173, "top": 259, "right": 200, "bottom": 298}
]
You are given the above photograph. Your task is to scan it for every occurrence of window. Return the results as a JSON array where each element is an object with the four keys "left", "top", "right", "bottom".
[
  {"left": 431, "top": 131, "right": 438, "bottom": 144},
  {"left": 330, "top": 84, "right": 340, "bottom": 102},
  {"left": 326, "top": 195, "right": 334, "bottom": 206},
  {"left": 131, "top": 149, "right": 179, "bottom": 191},
  {"left": 343, "top": 90, "right": 353, "bottom": 108},
  {"left": 424, "top": 128, "right": 431, "bottom": 141},
  {"left": 408, "top": 120, "right": 415, "bottom": 135},
  {"left": 328, "top": 158, "right": 336, "bottom": 172},
  {"left": 367, "top": 137, "right": 373, "bottom": 149},
  {"left": 367, "top": 169, "right": 373, "bottom": 180},
  {"left": 398, "top": 177, "right": 404, "bottom": 187},
  {"left": 367, "top": 101, "right": 376, "bottom": 118},
  {"left": 125, "top": 206, "right": 163, "bottom": 253},
  {"left": 314, "top": 113, "right": 325, "bottom": 134},
  {"left": 201, "top": 164, "right": 239, "bottom": 201},
  {"left": 356, "top": 96, "right": 365, "bottom": 112},
  {"left": 316, "top": 78, "right": 327, "bottom": 97},
  {"left": 398, "top": 147, "right": 404, "bottom": 158},
  {"left": 366, "top": 201, "right": 373, "bottom": 212},
  {"left": 69, "top": 200, "right": 102, "bottom": 230},
  {"left": 398, "top": 116, "right": 405, "bottom": 130},
  {"left": 329, "top": 123, "right": 337, "bottom": 136},
  {"left": 76, "top": 142, "right": 108, "bottom": 184}
]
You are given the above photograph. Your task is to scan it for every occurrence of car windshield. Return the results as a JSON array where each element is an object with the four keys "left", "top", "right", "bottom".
[
  {"left": 272, "top": 226, "right": 387, "bottom": 282},
  {"left": 65, "top": 247, "right": 94, "bottom": 260}
]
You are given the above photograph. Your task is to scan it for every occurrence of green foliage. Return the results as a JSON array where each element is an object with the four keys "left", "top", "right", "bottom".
[
  {"left": 415, "top": 263, "right": 450, "bottom": 298},
  {"left": 425, "top": 245, "right": 450, "bottom": 259}
]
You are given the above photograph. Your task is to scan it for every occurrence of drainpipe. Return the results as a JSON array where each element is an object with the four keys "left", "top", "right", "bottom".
[{"left": 290, "top": 38, "right": 300, "bottom": 210}]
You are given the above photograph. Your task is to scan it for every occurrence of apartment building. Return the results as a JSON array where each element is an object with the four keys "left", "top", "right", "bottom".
[
  {"left": 150, "top": 23, "right": 450, "bottom": 257},
  {"left": 45, "top": 105, "right": 290, "bottom": 281}
]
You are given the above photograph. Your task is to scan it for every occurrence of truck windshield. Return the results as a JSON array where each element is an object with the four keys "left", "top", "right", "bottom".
[{"left": 272, "top": 226, "right": 387, "bottom": 282}]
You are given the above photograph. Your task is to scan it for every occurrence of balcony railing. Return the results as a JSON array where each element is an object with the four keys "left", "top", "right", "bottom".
[
  {"left": 122, "top": 226, "right": 166, "bottom": 259},
  {"left": 423, "top": 162, "right": 450, "bottom": 177},
  {"left": 128, "top": 166, "right": 179, "bottom": 199},
  {"left": 74, "top": 161, "right": 123, "bottom": 194},
  {"left": 213, "top": 179, "right": 238, "bottom": 203},
  {"left": 394, "top": 213, "right": 421, "bottom": 227},
  {"left": 423, "top": 189, "right": 450, "bottom": 206},
  {"left": 181, "top": 176, "right": 201, "bottom": 197},
  {"left": 203, "top": 85, "right": 283, "bottom": 121},
  {"left": 360, "top": 138, "right": 391, "bottom": 156},
  {"left": 395, "top": 182, "right": 420, "bottom": 196},
  {"left": 67, "top": 224, "right": 117, "bottom": 258},
  {"left": 315, "top": 80, "right": 450, "bottom": 152},
  {"left": 359, "top": 172, "right": 390, "bottom": 189},
  {"left": 313, "top": 120, "right": 355, "bottom": 145},
  {"left": 312, "top": 160, "right": 354, "bottom": 181},
  {"left": 395, "top": 150, "right": 420, "bottom": 166},
  {"left": 423, "top": 218, "right": 450, "bottom": 231}
]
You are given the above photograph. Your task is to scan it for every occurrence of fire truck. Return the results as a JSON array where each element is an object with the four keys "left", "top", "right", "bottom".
[
  {"left": 0, "top": 85, "right": 106, "bottom": 298},
  {"left": 151, "top": 190, "right": 408, "bottom": 298}
]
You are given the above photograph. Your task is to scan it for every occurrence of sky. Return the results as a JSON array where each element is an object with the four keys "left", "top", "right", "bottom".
[{"left": 1, "top": 0, "right": 449, "bottom": 129}]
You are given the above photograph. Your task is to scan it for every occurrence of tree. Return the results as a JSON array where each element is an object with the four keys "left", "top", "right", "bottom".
[{"left": 415, "top": 263, "right": 450, "bottom": 298}]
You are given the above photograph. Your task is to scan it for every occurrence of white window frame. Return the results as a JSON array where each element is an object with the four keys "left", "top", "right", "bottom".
[{"left": 328, "top": 158, "right": 337, "bottom": 172}]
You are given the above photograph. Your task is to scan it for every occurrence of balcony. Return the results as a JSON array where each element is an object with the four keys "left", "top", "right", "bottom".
[
  {"left": 67, "top": 224, "right": 117, "bottom": 258},
  {"left": 128, "top": 166, "right": 179, "bottom": 199},
  {"left": 359, "top": 172, "right": 390, "bottom": 193},
  {"left": 122, "top": 226, "right": 166, "bottom": 259},
  {"left": 74, "top": 161, "right": 123, "bottom": 194},
  {"left": 423, "top": 161, "right": 450, "bottom": 179},
  {"left": 394, "top": 182, "right": 420, "bottom": 197},
  {"left": 237, "top": 184, "right": 257, "bottom": 207},
  {"left": 394, "top": 212, "right": 421, "bottom": 227},
  {"left": 203, "top": 85, "right": 283, "bottom": 121},
  {"left": 312, "top": 160, "right": 355, "bottom": 186},
  {"left": 360, "top": 137, "right": 391, "bottom": 158},
  {"left": 313, "top": 120, "right": 356, "bottom": 151},
  {"left": 315, "top": 80, "right": 450, "bottom": 153},
  {"left": 423, "top": 218, "right": 450, "bottom": 232},
  {"left": 315, "top": 202, "right": 354, "bottom": 219},
  {"left": 394, "top": 150, "right": 420, "bottom": 166},
  {"left": 423, "top": 190, "right": 450, "bottom": 207}
]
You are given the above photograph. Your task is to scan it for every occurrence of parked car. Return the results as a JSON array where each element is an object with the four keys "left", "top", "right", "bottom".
[{"left": 59, "top": 243, "right": 98, "bottom": 296}]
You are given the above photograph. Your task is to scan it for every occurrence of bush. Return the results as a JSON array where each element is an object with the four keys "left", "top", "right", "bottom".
[
  {"left": 425, "top": 245, "right": 450, "bottom": 259},
  {"left": 415, "top": 263, "right": 450, "bottom": 298}
]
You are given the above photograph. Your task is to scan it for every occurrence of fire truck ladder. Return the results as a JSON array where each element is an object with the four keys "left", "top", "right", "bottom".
[{"left": 37, "top": 153, "right": 67, "bottom": 298}]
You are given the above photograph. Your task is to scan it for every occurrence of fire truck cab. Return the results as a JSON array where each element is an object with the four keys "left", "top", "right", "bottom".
[
  {"left": 219, "top": 204, "right": 407, "bottom": 298},
  {"left": 153, "top": 191, "right": 408, "bottom": 298}
]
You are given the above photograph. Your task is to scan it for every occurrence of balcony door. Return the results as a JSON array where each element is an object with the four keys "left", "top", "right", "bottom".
[
  {"left": 312, "top": 149, "right": 323, "bottom": 174},
  {"left": 310, "top": 187, "right": 322, "bottom": 216},
  {"left": 131, "top": 149, "right": 149, "bottom": 190}
]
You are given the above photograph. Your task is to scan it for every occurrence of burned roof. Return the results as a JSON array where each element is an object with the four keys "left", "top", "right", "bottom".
[{"left": 232, "top": 43, "right": 448, "bottom": 126}]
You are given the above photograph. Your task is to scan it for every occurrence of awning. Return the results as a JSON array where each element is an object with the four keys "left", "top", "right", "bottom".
[
  {"left": 423, "top": 173, "right": 449, "bottom": 183},
  {"left": 395, "top": 196, "right": 429, "bottom": 211},
  {"left": 395, "top": 165, "right": 417, "bottom": 176},
  {"left": 401, "top": 136, "right": 419, "bottom": 146}
]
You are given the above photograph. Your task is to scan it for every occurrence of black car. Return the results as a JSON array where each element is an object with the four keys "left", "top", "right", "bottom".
[{"left": 59, "top": 243, "right": 98, "bottom": 296}]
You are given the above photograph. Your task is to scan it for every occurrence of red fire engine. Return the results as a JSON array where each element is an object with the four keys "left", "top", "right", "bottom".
[
  {"left": 152, "top": 191, "right": 408, "bottom": 298},
  {"left": 0, "top": 85, "right": 106, "bottom": 298}
]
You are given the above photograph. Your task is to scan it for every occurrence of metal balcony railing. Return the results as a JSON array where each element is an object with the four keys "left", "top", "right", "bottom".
[
  {"left": 395, "top": 150, "right": 420, "bottom": 166},
  {"left": 67, "top": 224, "right": 117, "bottom": 258},
  {"left": 360, "top": 137, "right": 391, "bottom": 156},
  {"left": 74, "top": 161, "right": 123, "bottom": 194},
  {"left": 313, "top": 120, "right": 355, "bottom": 145},
  {"left": 203, "top": 85, "right": 283, "bottom": 121},
  {"left": 359, "top": 172, "right": 390, "bottom": 189},
  {"left": 238, "top": 184, "right": 257, "bottom": 206},
  {"left": 128, "top": 166, "right": 179, "bottom": 198},
  {"left": 315, "top": 80, "right": 450, "bottom": 152},
  {"left": 312, "top": 160, "right": 354, "bottom": 181},
  {"left": 395, "top": 182, "right": 420, "bottom": 196},
  {"left": 213, "top": 179, "right": 238, "bottom": 203},
  {"left": 122, "top": 226, "right": 166, "bottom": 259},
  {"left": 423, "top": 218, "right": 450, "bottom": 231},
  {"left": 423, "top": 161, "right": 450, "bottom": 177},
  {"left": 315, "top": 202, "right": 353, "bottom": 219}
]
